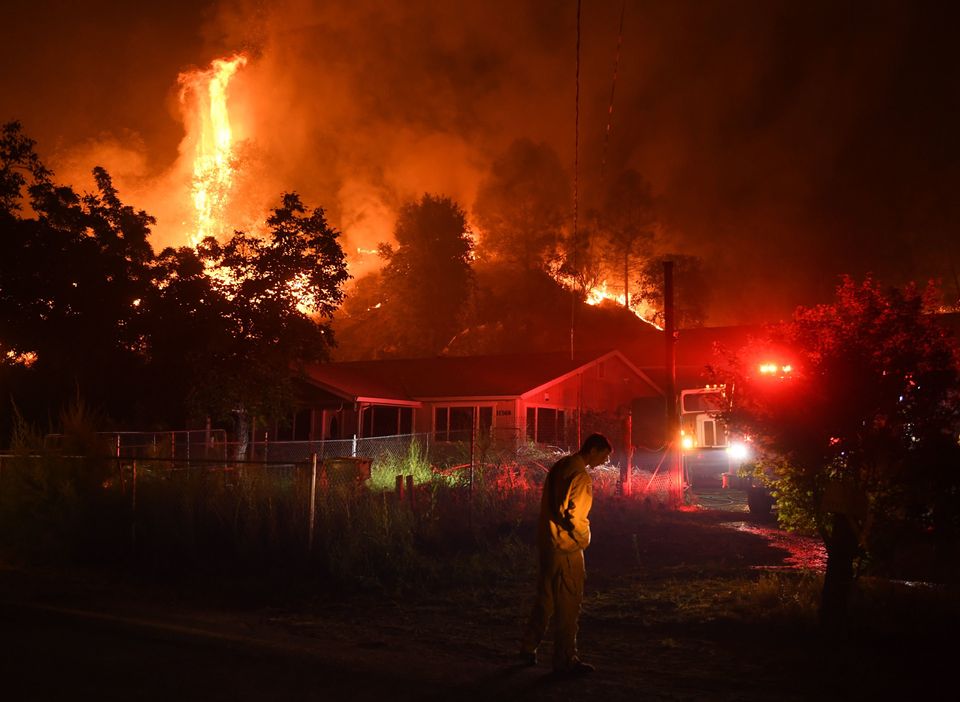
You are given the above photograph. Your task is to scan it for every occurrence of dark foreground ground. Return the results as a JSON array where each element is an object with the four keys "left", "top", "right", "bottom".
[{"left": 1, "top": 489, "right": 956, "bottom": 701}]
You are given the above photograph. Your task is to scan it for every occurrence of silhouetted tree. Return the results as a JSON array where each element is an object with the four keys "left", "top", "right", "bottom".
[
  {"left": 330, "top": 270, "right": 391, "bottom": 359},
  {"left": 375, "top": 193, "right": 473, "bottom": 357},
  {"left": 598, "top": 169, "right": 657, "bottom": 309},
  {"left": 136, "top": 245, "right": 231, "bottom": 426},
  {"left": 0, "top": 121, "right": 49, "bottom": 214},
  {"left": 0, "top": 123, "right": 156, "bottom": 429},
  {"left": 195, "top": 193, "right": 349, "bottom": 453},
  {"left": 723, "top": 277, "right": 960, "bottom": 625},
  {"left": 473, "top": 139, "right": 569, "bottom": 273},
  {"left": 556, "top": 209, "right": 606, "bottom": 299}
]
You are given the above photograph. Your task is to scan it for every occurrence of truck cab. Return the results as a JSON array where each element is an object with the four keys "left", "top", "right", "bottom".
[{"left": 679, "top": 386, "right": 751, "bottom": 487}]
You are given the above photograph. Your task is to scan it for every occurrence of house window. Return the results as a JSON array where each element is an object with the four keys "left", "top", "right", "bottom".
[
  {"left": 434, "top": 405, "right": 494, "bottom": 441},
  {"left": 449, "top": 407, "right": 474, "bottom": 441},
  {"left": 363, "top": 406, "right": 414, "bottom": 437},
  {"left": 399, "top": 407, "right": 413, "bottom": 434},
  {"left": 526, "top": 407, "right": 567, "bottom": 445},
  {"left": 291, "top": 409, "right": 310, "bottom": 440},
  {"left": 434, "top": 407, "right": 448, "bottom": 440},
  {"left": 479, "top": 407, "right": 493, "bottom": 434}
]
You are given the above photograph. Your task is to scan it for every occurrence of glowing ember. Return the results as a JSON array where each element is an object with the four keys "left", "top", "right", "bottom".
[
  {"left": 178, "top": 54, "right": 247, "bottom": 246},
  {"left": 4, "top": 350, "right": 37, "bottom": 367}
]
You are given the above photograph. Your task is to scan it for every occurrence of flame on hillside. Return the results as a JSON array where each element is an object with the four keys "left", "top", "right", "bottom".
[
  {"left": 178, "top": 54, "right": 248, "bottom": 247},
  {"left": 555, "top": 274, "right": 663, "bottom": 330}
]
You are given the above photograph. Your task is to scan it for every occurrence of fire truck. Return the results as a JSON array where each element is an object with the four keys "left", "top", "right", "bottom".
[
  {"left": 679, "top": 384, "right": 780, "bottom": 514},
  {"left": 678, "top": 385, "right": 751, "bottom": 488}
]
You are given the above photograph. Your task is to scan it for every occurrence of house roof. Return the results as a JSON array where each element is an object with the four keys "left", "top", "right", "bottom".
[{"left": 301, "top": 350, "right": 658, "bottom": 404}]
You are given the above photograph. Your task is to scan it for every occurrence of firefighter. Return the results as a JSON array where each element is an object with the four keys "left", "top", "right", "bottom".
[{"left": 519, "top": 433, "right": 612, "bottom": 674}]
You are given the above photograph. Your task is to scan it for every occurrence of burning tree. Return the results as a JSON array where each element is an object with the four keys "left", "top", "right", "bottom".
[
  {"left": 178, "top": 54, "right": 248, "bottom": 246},
  {"left": 597, "top": 169, "right": 656, "bottom": 310},
  {"left": 723, "top": 277, "right": 960, "bottom": 624}
]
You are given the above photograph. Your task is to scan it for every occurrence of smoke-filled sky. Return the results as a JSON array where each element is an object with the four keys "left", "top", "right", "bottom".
[{"left": 3, "top": 0, "right": 959, "bottom": 324}]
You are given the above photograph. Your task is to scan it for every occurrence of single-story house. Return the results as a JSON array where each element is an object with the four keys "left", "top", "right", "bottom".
[{"left": 291, "top": 349, "right": 662, "bottom": 447}]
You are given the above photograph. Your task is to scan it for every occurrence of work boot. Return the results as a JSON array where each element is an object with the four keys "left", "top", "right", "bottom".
[{"left": 555, "top": 658, "right": 594, "bottom": 676}]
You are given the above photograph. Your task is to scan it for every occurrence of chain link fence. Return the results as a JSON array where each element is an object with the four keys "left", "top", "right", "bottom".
[
  {"left": 0, "top": 432, "right": 683, "bottom": 581},
  {"left": 5, "top": 431, "right": 684, "bottom": 507},
  {"left": 629, "top": 447, "right": 685, "bottom": 507}
]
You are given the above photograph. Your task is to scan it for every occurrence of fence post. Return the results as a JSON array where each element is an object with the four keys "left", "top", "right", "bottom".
[
  {"left": 117, "top": 452, "right": 126, "bottom": 493},
  {"left": 352, "top": 434, "right": 358, "bottom": 458},
  {"left": 131, "top": 460, "right": 137, "bottom": 550},
  {"left": 395, "top": 474, "right": 404, "bottom": 503},
  {"left": 469, "top": 425, "right": 476, "bottom": 497},
  {"left": 405, "top": 474, "right": 414, "bottom": 511},
  {"left": 308, "top": 453, "right": 318, "bottom": 555}
]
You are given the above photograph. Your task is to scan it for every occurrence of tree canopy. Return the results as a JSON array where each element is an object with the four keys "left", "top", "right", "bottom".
[
  {"left": 598, "top": 169, "right": 657, "bottom": 308},
  {"left": 191, "top": 193, "right": 349, "bottom": 425},
  {"left": 722, "top": 277, "right": 960, "bottom": 617},
  {"left": 0, "top": 122, "right": 349, "bottom": 444},
  {"left": 472, "top": 138, "right": 569, "bottom": 272},
  {"left": 376, "top": 193, "right": 473, "bottom": 357}
]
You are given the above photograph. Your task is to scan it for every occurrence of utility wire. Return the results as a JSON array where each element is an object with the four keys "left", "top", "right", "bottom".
[
  {"left": 570, "top": 0, "right": 582, "bottom": 361},
  {"left": 600, "top": 0, "right": 626, "bottom": 180}
]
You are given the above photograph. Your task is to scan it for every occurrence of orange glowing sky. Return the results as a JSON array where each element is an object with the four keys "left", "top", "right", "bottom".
[{"left": 3, "top": 0, "right": 960, "bottom": 324}]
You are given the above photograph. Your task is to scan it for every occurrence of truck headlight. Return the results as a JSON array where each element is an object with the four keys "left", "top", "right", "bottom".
[{"left": 726, "top": 441, "right": 750, "bottom": 462}]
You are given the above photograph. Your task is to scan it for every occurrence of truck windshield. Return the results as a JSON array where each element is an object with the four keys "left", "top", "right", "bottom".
[{"left": 682, "top": 392, "right": 724, "bottom": 413}]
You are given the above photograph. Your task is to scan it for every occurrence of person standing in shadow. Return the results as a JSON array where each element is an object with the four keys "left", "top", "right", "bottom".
[{"left": 518, "top": 433, "right": 612, "bottom": 675}]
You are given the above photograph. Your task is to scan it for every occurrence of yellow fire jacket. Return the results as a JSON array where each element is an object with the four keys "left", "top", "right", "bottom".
[{"left": 537, "top": 453, "right": 593, "bottom": 554}]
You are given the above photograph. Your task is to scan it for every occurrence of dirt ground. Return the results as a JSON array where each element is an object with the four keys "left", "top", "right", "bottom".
[{"left": 1, "top": 488, "right": 956, "bottom": 701}]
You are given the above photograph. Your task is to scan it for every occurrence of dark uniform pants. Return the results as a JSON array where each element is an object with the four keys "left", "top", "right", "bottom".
[{"left": 521, "top": 549, "right": 585, "bottom": 668}]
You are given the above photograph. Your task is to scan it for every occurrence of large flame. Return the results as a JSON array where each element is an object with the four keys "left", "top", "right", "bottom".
[
  {"left": 554, "top": 273, "right": 663, "bottom": 330},
  {"left": 585, "top": 280, "right": 663, "bottom": 330},
  {"left": 178, "top": 54, "right": 247, "bottom": 246}
]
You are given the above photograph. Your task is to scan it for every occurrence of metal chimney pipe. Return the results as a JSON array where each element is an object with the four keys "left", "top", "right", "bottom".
[{"left": 663, "top": 260, "right": 680, "bottom": 505}]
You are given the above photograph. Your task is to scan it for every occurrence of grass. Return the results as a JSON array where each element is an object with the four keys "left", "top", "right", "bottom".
[
  {"left": 0, "top": 446, "right": 543, "bottom": 595},
  {"left": 368, "top": 439, "right": 437, "bottom": 490}
]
